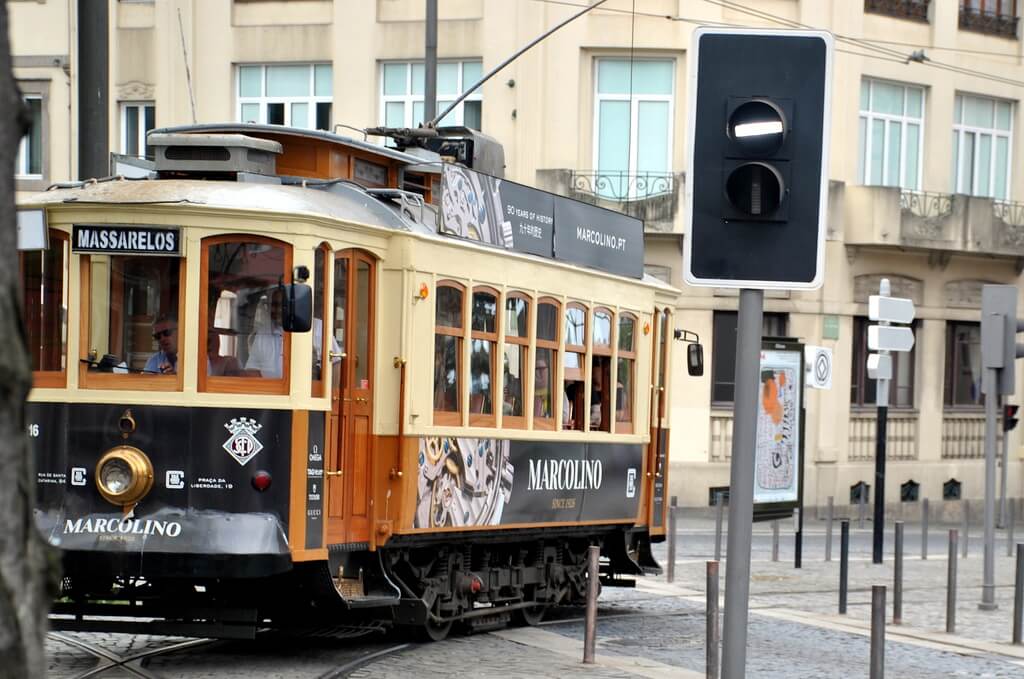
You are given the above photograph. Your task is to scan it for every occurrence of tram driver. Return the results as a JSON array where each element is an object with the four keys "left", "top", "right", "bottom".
[{"left": 145, "top": 315, "right": 179, "bottom": 374}]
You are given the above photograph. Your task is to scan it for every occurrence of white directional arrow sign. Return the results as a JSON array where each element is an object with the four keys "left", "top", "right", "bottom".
[
  {"left": 869, "top": 295, "right": 915, "bottom": 324},
  {"left": 868, "top": 325, "right": 915, "bottom": 352},
  {"left": 867, "top": 353, "right": 892, "bottom": 380}
]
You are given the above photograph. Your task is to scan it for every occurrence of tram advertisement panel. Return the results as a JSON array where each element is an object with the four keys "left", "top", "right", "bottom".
[{"left": 413, "top": 436, "right": 642, "bottom": 529}]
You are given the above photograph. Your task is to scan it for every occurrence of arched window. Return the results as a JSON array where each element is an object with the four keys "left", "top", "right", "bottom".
[
  {"left": 433, "top": 281, "right": 465, "bottom": 424},
  {"left": 534, "top": 298, "right": 560, "bottom": 431},
  {"left": 503, "top": 292, "right": 531, "bottom": 428},
  {"left": 470, "top": 286, "right": 499, "bottom": 426},
  {"left": 563, "top": 302, "right": 588, "bottom": 430},
  {"left": 590, "top": 307, "right": 614, "bottom": 432},
  {"left": 616, "top": 313, "right": 637, "bottom": 433},
  {"left": 20, "top": 229, "right": 68, "bottom": 387}
]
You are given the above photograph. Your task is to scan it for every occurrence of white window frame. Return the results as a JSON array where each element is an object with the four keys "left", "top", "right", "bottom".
[
  {"left": 591, "top": 57, "right": 675, "bottom": 200},
  {"left": 858, "top": 78, "right": 925, "bottom": 191},
  {"left": 378, "top": 59, "right": 483, "bottom": 131},
  {"left": 119, "top": 101, "right": 155, "bottom": 159},
  {"left": 16, "top": 94, "right": 42, "bottom": 179},
  {"left": 953, "top": 92, "right": 1013, "bottom": 200},
  {"left": 236, "top": 63, "right": 332, "bottom": 130}
]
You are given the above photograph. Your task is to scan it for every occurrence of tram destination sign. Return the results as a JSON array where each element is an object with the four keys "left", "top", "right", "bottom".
[
  {"left": 440, "top": 164, "right": 643, "bottom": 279},
  {"left": 72, "top": 224, "right": 182, "bottom": 256}
]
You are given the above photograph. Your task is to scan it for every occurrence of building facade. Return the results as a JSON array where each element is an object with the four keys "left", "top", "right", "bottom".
[{"left": 10, "top": 0, "right": 1024, "bottom": 509}]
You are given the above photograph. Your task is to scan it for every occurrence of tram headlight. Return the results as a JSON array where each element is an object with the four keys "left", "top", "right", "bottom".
[{"left": 95, "top": 446, "right": 154, "bottom": 508}]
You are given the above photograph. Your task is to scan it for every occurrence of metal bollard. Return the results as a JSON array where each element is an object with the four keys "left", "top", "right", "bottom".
[
  {"left": 667, "top": 496, "right": 677, "bottom": 583},
  {"left": 962, "top": 500, "right": 970, "bottom": 559},
  {"left": 947, "top": 529, "right": 958, "bottom": 635},
  {"left": 826, "top": 496, "right": 834, "bottom": 562},
  {"left": 1014, "top": 544, "right": 1023, "bottom": 645},
  {"left": 714, "top": 495, "right": 724, "bottom": 562},
  {"left": 1008, "top": 500, "right": 1016, "bottom": 559},
  {"left": 859, "top": 493, "right": 867, "bottom": 530},
  {"left": 870, "top": 585, "right": 886, "bottom": 679},
  {"left": 772, "top": 520, "right": 780, "bottom": 562},
  {"left": 583, "top": 544, "right": 599, "bottom": 664},
  {"left": 706, "top": 561, "right": 720, "bottom": 679},
  {"left": 894, "top": 521, "right": 904, "bottom": 625},
  {"left": 922, "top": 498, "right": 929, "bottom": 560},
  {"left": 839, "top": 520, "right": 850, "bottom": 615}
]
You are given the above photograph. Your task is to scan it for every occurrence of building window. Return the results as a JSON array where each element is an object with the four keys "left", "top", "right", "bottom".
[
  {"left": 16, "top": 95, "right": 42, "bottom": 178},
  {"left": 616, "top": 314, "right": 637, "bottom": 433},
  {"left": 237, "top": 63, "right": 332, "bottom": 130},
  {"left": 711, "top": 311, "right": 788, "bottom": 404},
  {"left": 858, "top": 79, "right": 924, "bottom": 190},
  {"left": 864, "top": 0, "right": 930, "bottom": 22},
  {"left": 563, "top": 303, "right": 588, "bottom": 430},
  {"left": 851, "top": 317, "right": 916, "bottom": 408},
  {"left": 470, "top": 286, "right": 498, "bottom": 425},
  {"left": 593, "top": 58, "right": 674, "bottom": 199},
  {"left": 380, "top": 59, "right": 482, "bottom": 134},
  {"left": 20, "top": 230, "right": 68, "bottom": 385},
  {"left": 433, "top": 282, "right": 465, "bottom": 423},
  {"left": 591, "top": 307, "right": 613, "bottom": 432},
  {"left": 503, "top": 293, "right": 530, "bottom": 428},
  {"left": 959, "top": 1, "right": 1019, "bottom": 37},
  {"left": 953, "top": 93, "right": 1013, "bottom": 199},
  {"left": 945, "top": 321, "right": 983, "bottom": 406},
  {"left": 533, "top": 298, "right": 560, "bottom": 430},
  {"left": 120, "top": 102, "right": 155, "bottom": 160}
]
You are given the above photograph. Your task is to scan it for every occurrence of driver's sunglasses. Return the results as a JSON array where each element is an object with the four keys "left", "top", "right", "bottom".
[{"left": 152, "top": 328, "right": 175, "bottom": 340}]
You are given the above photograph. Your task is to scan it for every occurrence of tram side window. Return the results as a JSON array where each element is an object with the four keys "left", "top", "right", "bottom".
[
  {"left": 591, "top": 308, "right": 613, "bottom": 432},
  {"left": 20, "top": 230, "right": 68, "bottom": 377},
  {"left": 434, "top": 283, "right": 464, "bottom": 422},
  {"left": 563, "top": 303, "right": 587, "bottom": 430},
  {"left": 617, "top": 314, "right": 637, "bottom": 433},
  {"left": 203, "top": 237, "right": 289, "bottom": 384},
  {"left": 503, "top": 293, "right": 530, "bottom": 426},
  {"left": 534, "top": 299, "right": 559, "bottom": 429},
  {"left": 470, "top": 287, "right": 498, "bottom": 424},
  {"left": 86, "top": 254, "right": 181, "bottom": 376}
]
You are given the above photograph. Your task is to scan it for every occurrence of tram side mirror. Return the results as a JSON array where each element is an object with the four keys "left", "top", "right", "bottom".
[
  {"left": 281, "top": 283, "right": 313, "bottom": 333},
  {"left": 687, "top": 344, "right": 704, "bottom": 377}
]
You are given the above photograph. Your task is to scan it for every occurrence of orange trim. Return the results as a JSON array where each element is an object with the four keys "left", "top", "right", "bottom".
[
  {"left": 291, "top": 548, "right": 329, "bottom": 562},
  {"left": 395, "top": 517, "right": 637, "bottom": 535},
  {"left": 288, "top": 410, "right": 309, "bottom": 551}
]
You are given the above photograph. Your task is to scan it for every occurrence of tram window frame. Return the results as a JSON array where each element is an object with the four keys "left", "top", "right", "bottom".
[
  {"left": 199, "top": 234, "right": 293, "bottom": 396},
  {"left": 20, "top": 228, "right": 69, "bottom": 387},
  {"left": 469, "top": 285, "right": 499, "bottom": 427},
  {"left": 533, "top": 297, "right": 560, "bottom": 431},
  {"left": 79, "top": 251, "right": 185, "bottom": 391},
  {"left": 563, "top": 302, "right": 588, "bottom": 431},
  {"left": 433, "top": 280, "right": 465, "bottom": 425},
  {"left": 590, "top": 307, "right": 614, "bottom": 433},
  {"left": 311, "top": 243, "right": 330, "bottom": 398},
  {"left": 616, "top": 313, "right": 637, "bottom": 434},
  {"left": 502, "top": 292, "right": 531, "bottom": 430}
]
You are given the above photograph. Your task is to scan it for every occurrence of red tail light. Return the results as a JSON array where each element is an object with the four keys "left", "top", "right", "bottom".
[{"left": 251, "top": 470, "right": 272, "bottom": 492}]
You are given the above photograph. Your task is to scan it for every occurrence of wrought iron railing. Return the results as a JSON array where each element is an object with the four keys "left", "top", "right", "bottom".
[
  {"left": 848, "top": 410, "right": 919, "bottom": 461},
  {"left": 959, "top": 5, "right": 1019, "bottom": 38},
  {"left": 865, "top": 0, "right": 930, "bottom": 22},
  {"left": 569, "top": 171, "right": 675, "bottom": 202},
  {"left": 994, "top": 199, "right": 1024, "bottom": 227},
  {"left": 900, "top": 190, "right": 955, "bottom": 219}
]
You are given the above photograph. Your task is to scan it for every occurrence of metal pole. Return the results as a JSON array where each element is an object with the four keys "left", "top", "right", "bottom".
[
  {"left": 667, "top": 496, "right": 677, "bottom": 583},
  {"left": 894, "top": 521, "right": 904, "bottom": 625},
  {"left": 922, "top": 498, "right": 929, "bottom": 560},
  {"left": 582, "top": 544, "right": 599, "bottom": 664},
  {"left": 982, "top": 367, "right": 999, "bottom": 610},
  {"left": 772, "top": 520, "right": 779, "bottom": 562},
  {"left": 78, "top": 0, "right": 109, "bottom": 180},
  {"left": 870, "top": 585, "right": 886, "bottom": 679},
  {"left": 873, "top": 278, "right": 893, "bottom": 566},
  {"left": 1000, "top": 397, "right": 1009, "bottom": 529},
  {"left": 707, "top": 561, "right": 720, "bottom": 679},
  {"left": 962, "top": 499, "right": 969, "bottom": 559},
  {"left": 714, "top": 494, "right": 724, "bottom": 562},
  {"left": 720, "top": 288, "right": 764, "bottom": 679},
  {"left": 423, "top": 0, "right": 437, "bottom": 125},
  {"left": 839, "top": 520, "right": 850, "bottom": 614},
  {"left": 947, "top": 529, "right": 958, "bottom": 634},
  {"left": 1014, "top": 544, "right": 1023, "bottom": 645},
  {"left": 826, "top": 496, "right": 834, "bottom": 562},
  {"left": 795, "top": 506, "right": 803, "bottom": 569},
  {"left": 1010, "top": 499, "right": 1017, "bottom": 559},
  {"left": 859, "top": 492, "right": 867, "bottom": 530}
]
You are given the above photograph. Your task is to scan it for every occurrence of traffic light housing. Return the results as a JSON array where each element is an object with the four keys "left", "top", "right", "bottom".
[
  {"left": 684, "top": 28, "right": 833, "bottom": 289},
  {"left": 1004, "top": 404, "right": 1019, "bottom": 432},
  {"left": 980, "top": 284, "right": 1024, "bottom": 395}
]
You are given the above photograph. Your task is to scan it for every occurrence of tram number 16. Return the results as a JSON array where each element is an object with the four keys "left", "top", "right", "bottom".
[{"left": 27, "top": 424, "right": 40, "bottom": 438}]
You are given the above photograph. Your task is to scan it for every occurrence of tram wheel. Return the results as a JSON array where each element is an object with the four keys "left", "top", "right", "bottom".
[
  {"left": 511, "top": 603, "right": 546, "bottom": 627},
  {"left": 416, "top": 617, "right": 454, "bottom": 642}
]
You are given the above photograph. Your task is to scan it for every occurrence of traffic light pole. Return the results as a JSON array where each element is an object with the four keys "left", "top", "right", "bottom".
[
  {"left": 982, "top": 367, "right": 999, "bottom": 610},
  {"left": 872, "top": 279, "right": 893, "bottom": 566},
  {"left": 1000, "top": 397, "right": 1009, "bottom": 528},
  {"left": 721, "top": 288, "right": 763, "bottom": 679}
]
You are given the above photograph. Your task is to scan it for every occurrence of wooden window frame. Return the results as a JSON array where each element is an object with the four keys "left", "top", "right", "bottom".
[
  {"left": 944, "top": 320, "right": 984, "bottom": 409},
  {"left": 433, "top": 280, "right": 465, "bottom": 426},
  {"left": 502, "top": 291, "right": 531, "bottom": 430},
  {"left": 311, "top": 242, "right": 331, "bottom": 398},
  {"left": 199, "top": 234, "right": 293, "bottom": 396},
  {"left": 590, "top": 307, "right": 615, "bottom": 432},
  {"left": 22, "top": 229, "right": 69, "bottom": 388},
  {"left": 616, "top": 312, "right": 638, "bottom": 434},
  {"left": 563, "top": 301, "right": 589, "bottom": 430},
  {"left": 534, "top": 297, "right": 561, "bottom": 431},
  {"left": 469, "top": 285, "right": 500, "bottom": 427}
]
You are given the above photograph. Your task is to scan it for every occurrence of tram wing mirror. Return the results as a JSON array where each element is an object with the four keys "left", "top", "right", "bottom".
[
  {"left": 281, "top": 283, "right": 313, "bottom": 333},
  {"left": 687, "top": 344, "right": 704, "bottom": 377}
]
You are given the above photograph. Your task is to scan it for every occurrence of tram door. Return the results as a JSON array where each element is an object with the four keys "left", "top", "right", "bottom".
[{"left": 327, "top": 250, "right": 376, "bottom": 545}]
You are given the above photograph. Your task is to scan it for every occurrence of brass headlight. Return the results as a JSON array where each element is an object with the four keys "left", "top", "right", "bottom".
[{"left": 95, "top": 446, "right": 154, "bottom": 508}]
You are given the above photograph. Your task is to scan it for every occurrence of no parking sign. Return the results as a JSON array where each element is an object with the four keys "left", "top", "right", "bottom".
[{"left": 804, "top": 345, "right": 833, "bottom": 390}]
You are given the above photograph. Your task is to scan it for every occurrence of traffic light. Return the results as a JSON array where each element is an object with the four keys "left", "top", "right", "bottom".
[
  {"left": 1004, "top": 404, "right": 1019, "bottom": 432},
  {"left": 980, "top": 284, "right": 1024, "bottom": 395},
  {"left": 684, "top": 28, "right": 833, "bottom": 289}
]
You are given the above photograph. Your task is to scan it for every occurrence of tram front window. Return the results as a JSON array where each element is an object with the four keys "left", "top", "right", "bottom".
[{"left": 86, "top": 254, "right": 181, "bottom": 375}]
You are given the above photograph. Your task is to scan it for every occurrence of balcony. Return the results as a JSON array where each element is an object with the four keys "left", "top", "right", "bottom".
[
  {"left": 534, "top": 169, "right": 683, "bottom": 232},
  {"left": 865, "top": 0, "right": 930, "bottom": 22},
  {"left": 843, "top": 186, "right": 1024, "bottom": 260},
  {"left": 959, "top": 4, "right": 1019, "bottom": 38}
]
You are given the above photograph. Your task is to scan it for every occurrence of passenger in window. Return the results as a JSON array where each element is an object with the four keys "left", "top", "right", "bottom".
[
  {"left": 245, "top": 290, "right": 284, "bottom": 378},
  {"left": 207, "top": 328, "right": 243, "bottom": 376},
  {"left": 590, "top": 368, "right": 604, "bottom": 428},
  {"left": 145, "top": 315, "right": 179, "bottom": 374},
  {"left": 534, "top": 357, "right": 551, "bottom": 417}
]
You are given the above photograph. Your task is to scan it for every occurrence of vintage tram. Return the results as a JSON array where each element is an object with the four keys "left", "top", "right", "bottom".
[{"left": 21, "top": 123, "right": 686, "bottom": 640}]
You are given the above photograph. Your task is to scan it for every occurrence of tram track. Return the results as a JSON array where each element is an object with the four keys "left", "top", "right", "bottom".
[{"left": 47, "top": 632, "right": 220, "bottom": 679}]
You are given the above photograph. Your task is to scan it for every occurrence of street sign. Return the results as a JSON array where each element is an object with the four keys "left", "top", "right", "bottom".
[
  {"left": 804, "top": 345, "right": 833, "bottom": 390},
  {"left": 867, "top": 353, "right": 892, "bottom": 380},
  {"left": 868, "top": 295, "right": 915, "bottom": 324},
  {"left": 868, "top": 325, "right": 915, "bottom": 352}
]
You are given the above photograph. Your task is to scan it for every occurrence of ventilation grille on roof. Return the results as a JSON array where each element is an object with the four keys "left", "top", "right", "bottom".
[{"left": 149, "top": 132, "right": 282, "bottom": 178}]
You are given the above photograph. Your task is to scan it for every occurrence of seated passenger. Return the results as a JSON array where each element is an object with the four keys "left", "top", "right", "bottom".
[
  {"left": 144, "top": 315, "right": 178, "bottom": 375},
  {"left": 207, "top": 328, "right": 243, "bottom": 376},
  {"left": 245, "top": 291, "right": 284, "bottom": 378}
]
